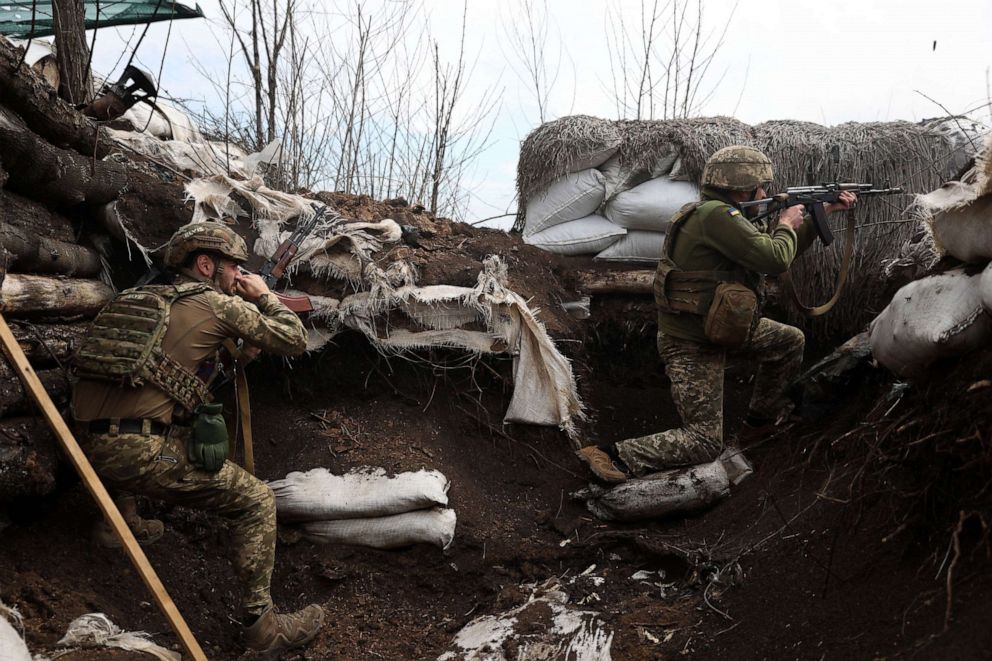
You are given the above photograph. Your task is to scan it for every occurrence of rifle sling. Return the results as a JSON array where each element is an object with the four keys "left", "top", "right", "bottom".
[
  {"left": 781, "top": 209, "right": 856, "bottom": 317},
  {"left": 222, "top": 339, "right": 255, "bottom": 475}
]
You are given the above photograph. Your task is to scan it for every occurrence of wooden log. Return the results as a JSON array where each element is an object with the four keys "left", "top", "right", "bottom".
[
  {"left": 0, "top": 361, "right": 69, "bottom": 417},
  {"left": 0, "top": 37, "right": 111, "bottom": 159},
  {"left": 0, "top": 416, "right": 58, "bottom": 500},
  {"left": 0, "top": 126, "right": 127, "bottom": 207},
  {"left": 574, "top": 269, "right": 655, "bottom": 295},
  {"left": 0, "top": 228, "right": 102, "bottom": 277},
  {"left": 8, "top": 322, "right": 86, "bottom": 365},
  {"left": 0, "top": 190, "right": 76, "bottom": 242},
  {"left": 0, "top": 274, "right": 112, "bottom": 317}
]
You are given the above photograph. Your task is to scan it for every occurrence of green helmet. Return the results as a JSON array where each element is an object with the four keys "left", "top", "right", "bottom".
[
  {"left": 701, "top": 146, "right": 774, "bottom": 191},
  {"left": 164, "top": 221, "right": 249, "bottom": 267}
]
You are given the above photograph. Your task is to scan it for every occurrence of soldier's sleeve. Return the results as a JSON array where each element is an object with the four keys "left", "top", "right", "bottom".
[
  {"left": 794, "top": 214, "right": 818, "bottom": 255},
  {"left": 699, "top": 204, "right": 799, "bottom": 274},
  {"left": 208, "top": 291, "right": 308, "bottom": 356}
]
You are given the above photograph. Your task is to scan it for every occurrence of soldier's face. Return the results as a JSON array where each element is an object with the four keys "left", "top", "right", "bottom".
[{"left": 214, "top": 258, "right": 240, "bottom": 295}]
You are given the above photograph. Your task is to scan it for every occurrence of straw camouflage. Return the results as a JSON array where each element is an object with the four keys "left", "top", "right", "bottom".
[{"left": 616, "top": 318, "right": 804, "bottom": 475}]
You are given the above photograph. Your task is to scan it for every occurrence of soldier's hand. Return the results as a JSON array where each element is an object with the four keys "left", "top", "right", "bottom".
[
  {"left": 779, "top": 205, "right": 805, "bottom": 230},
  {"left": 825, "top": 191, "right": 857, "bottom": 214},
  {"left": 235, "top": 272, "right": 270, "bottom": 302}
]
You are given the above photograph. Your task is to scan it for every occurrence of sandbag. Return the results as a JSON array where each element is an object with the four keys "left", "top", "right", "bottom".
[
  {"left": 523, "top": 169, "right": 606, "bottom": 235},
  {"left": 576, "top": 454, "right": 744, "bottom": 522},
  {"left": 523, "top": 214, "right": 625, "bottom": 256},
  {"left": 604, "top": 177, "right": 698, "bottom": 231},
  {"left": 599, "top": 151, "right": 679, "bottom": 201},
  {"left": 0, "top": 601, "right": 30, "bottom": 661},
  {"left": 594, "top": 230, "right": 665, "bottom": 262},
  {"left": 869, "top": 268, "right": 992, "bottom": 378},
  {"left": 269, "top": 467, "right": 449, "bottom": 521},
  {"left": 929, "top": 196, "right": 992, "bottom": 263},
  {"left": 301, "top": 508, "right": 456, "bottom": 549},
  {"left": 980, "top": 262, "right": 992, "bottom": 313}
]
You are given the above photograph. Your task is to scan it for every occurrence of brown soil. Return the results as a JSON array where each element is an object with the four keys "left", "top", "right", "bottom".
[{"left": 2, "top": 197, "right": 989, "bottom": 660}]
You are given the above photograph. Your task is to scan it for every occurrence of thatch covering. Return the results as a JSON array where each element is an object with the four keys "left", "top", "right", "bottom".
[
  {"left": 515, "top": 114, "right": 976, "bottom": 340},
  {"left": 515, "top": 115, "right": 621, "bottom": 215}
]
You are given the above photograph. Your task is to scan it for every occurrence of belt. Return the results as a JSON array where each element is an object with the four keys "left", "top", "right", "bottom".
[{"left": 87, "top": 418, "right": 169, "bottom": 436}]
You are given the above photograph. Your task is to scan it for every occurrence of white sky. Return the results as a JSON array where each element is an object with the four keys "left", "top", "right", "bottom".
[{"left": 86, "top": 0, "right": 992, "bottom": 227}]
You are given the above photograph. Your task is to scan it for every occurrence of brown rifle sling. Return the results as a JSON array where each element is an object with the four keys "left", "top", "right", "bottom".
[
  {"left": 780, "top": 209, "right": 857, "bottom": 317},
  {"left": 222, "top": 339, "right": 255, "bottom": 475}
]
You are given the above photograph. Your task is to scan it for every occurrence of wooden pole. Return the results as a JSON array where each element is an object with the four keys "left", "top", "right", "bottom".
[
  {"left": 0, "top": 312, "right": 208, "bottom": 661},
  {"left": 574, "top": 269, "right": 655, "bottom": 295}
]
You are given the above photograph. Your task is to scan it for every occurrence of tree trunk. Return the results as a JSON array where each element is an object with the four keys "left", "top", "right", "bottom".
[
  {"left": 0, "top": 274, "right": 113, "bottom": 317},
  {"left": 0, "top": 416, "right": 59, "bottom": 500},
  {"left": 0, "top": 190, "right": 77, "bottom": 243},
  {"left": 0, "top": 361, "right": 69, "bottom": 417},
  {"left": 574, "top": 269, "right": 655, "bottom": 295},
  {"left": 1, "top": 228, "right": 102, "bottom": 277},
  {"left": 8, "top": 322, "right": 87, "bottom": 365},
  {"left": 51, "top": 0, "right": 93, "bottom": 105},
  {"left": 0, "top": 37, "right": 109, "bottom": 159},
  {"left": 0, "top": 126, "right": 126, "bottom": 207}
]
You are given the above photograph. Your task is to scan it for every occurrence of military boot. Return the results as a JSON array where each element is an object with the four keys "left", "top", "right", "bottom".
[
  {"left": 92, "top": 495, "right": 164, "bottom": 548},
  {"left": 576, "top": 445, "right": 629, "bottom": 483},
  {"left": 244, "top": 604, "right": 325, "bottom": 657}
]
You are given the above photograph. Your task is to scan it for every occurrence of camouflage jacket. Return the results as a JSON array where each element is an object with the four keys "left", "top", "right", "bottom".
[{"left": 658, "top": 187, "right": 816, "bottom": 344}]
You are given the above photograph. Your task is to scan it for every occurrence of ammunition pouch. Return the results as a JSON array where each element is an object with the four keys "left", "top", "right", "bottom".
[
  {"left": 704, "top": 282, "right": 758, "bottom": 347},
  {"left": 189, "top": 403, "right": 228, "bottom": 472}
]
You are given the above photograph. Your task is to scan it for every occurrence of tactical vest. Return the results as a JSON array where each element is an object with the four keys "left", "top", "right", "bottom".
[
  {"left": 72, "top": 282, "right": 215, "bottom": 413},
  {"left": 653, "top": 200, "right": 759, "bottom": 347}
]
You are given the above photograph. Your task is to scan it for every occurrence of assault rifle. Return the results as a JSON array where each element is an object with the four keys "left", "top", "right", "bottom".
[
  {"left": 739, "top": 183, "right": 904, "bottom": 245},
  {"left": 258, "top": 204, "right": 330, "bottom": 313}
]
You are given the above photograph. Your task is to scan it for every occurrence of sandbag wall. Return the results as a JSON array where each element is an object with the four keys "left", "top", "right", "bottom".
[
  {"left": 870, "top": 134, "right": 992, "bottom": 377},
  {"left": 516, "top": 115, "right": 982, "bottom": 341}
]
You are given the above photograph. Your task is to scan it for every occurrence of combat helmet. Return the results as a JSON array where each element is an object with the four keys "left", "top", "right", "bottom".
[
  {"left": 164, "top": 220, "right": 249, "bottom": 267},
  {"left": 701, "top": 146, "right": 774, "bottom": 191}
]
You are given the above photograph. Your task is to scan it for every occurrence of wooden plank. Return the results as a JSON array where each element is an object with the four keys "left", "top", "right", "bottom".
[
  {"left": 574, "top": 269, "right": 655, "bottom": 295},
  {"left": 0, "top": 311, "right": 207, "bottom": 661}
]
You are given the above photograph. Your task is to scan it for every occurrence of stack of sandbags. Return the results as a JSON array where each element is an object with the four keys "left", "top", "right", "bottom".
[
  {"left": 871, "top": 132, "right": 992, "bottom": 377},
  {"left": 269, "top": 467, "right": 456, "bottom": 550}
]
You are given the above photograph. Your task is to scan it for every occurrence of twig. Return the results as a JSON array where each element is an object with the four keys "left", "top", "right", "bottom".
[{"left": 944, "top": 510, "right": 966, "bottom": 631}]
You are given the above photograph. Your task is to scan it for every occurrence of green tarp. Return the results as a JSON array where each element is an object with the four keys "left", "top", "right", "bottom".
[{"left": 0, "top": 1, "right": 203, "bottom": 38}]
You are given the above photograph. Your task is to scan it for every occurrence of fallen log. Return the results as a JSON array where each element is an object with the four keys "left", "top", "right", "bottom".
[
  {"left": 575, "top": 269, "right": 654, "bottom": 295},
  {"left": 1, "top": 228, "right": 102, "bottom": 277},
  {"left": 0, "top": 37, "right": 111, "bottom": 159},
  {"left": 8, "top": 322, "right": 86, "bottom": 365},
  {"left": 0, "top": 274, "right": 113, "bottom": 317},
  {"left": 0, "top": 126, "right": 127, "bottom": 207},
  {"left": 0, "top": 189, "right": 77, "bottom": 242},
  {"left": 0, "top": 416, "right": 58, "bottom": 500},
  {"left": 0, "top": 361, "right": 69, "bottom": 417}
]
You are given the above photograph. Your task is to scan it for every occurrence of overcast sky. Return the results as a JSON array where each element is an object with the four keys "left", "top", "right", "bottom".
[{"left": 87, "top": 0, "right": 992, "bottom": 227}]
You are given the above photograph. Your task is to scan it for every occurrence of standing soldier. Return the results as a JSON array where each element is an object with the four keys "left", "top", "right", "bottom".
[
  {"left": 71, "top": 221, "right": 325, "bottom": 655},
  {"left": 577, "top": 146, "right": 856, "bottom": 482}
]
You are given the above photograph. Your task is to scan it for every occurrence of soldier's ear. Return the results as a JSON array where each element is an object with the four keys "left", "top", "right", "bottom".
[{"left": 195, "top": 253, "right": 216, "bottom": 277}]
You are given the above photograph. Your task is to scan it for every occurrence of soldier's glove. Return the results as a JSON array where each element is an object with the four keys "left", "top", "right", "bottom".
[{"left": 189, "top": 403, "right": 228, "bottom": 472}]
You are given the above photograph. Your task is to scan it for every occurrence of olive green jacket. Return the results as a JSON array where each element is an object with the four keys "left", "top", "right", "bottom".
[{"left": 658, "top": 187, "right": 816, "bottom": 343}]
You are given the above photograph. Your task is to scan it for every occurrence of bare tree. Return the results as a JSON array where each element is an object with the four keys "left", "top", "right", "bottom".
[
  {"left": 52, "top": 0, "right": 92, "bottom": 104},
  {"left": 500, "top": 0, "right": 562, "bottom": 124},
  {"left": 605, "top": 0, "right": 734, "bottom": 120}
]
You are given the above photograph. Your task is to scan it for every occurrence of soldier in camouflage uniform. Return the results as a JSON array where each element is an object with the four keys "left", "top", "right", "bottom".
[
  {"left": 577, "top": 146, "right": 857, "bottom": 482},
  {"left": 71, "top": 221, "right": 325, "bottom": 655}
]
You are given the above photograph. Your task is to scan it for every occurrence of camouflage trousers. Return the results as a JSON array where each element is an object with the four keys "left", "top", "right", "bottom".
[
  {"left": 616, "top": 318, "right": 804, "bottom": 476},
  {"left": 80, "top": 425, "right": 276, "bottom": 615}
]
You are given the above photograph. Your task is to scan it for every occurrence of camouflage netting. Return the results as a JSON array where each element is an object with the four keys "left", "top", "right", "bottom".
[{"left": 516, "top": 114, "right": 980, "bottom": 341}]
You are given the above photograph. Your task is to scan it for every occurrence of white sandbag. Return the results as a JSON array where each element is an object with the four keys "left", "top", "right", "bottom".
[
  {"left": 0, "top": 601, "right": 31, "bottom": 661},
  {"left": 270, "top": 467, "right": 449, "bottom": 521},
  {"left": 302, "top": 508, "right": 456, "bottom": 549},
  {"left": 577, "top": 458, "right": 732, "bottom": 522},
  {"left": 980, "top": 262, "right": 992, "bottom": 314},
  {"left": 869, "top": 268, "right": 992, "bottom": 378},
  {"left": 599, "top": 151, "right": 679, "bottom": 201},
  {"left": 604, "top": 177, "right": 698, "bottom": 231},
  {"left": 524, "top": 169, "right": 606, "bottom": 235},
  {"left": 929, "top": 196, "right": 992, "bottom": 263},
  {"left": 524, "top": 214, "right": 625, "bottom": 256},
  {"left": 594, "top": 230, "right": 665, "bottom": 262}
]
